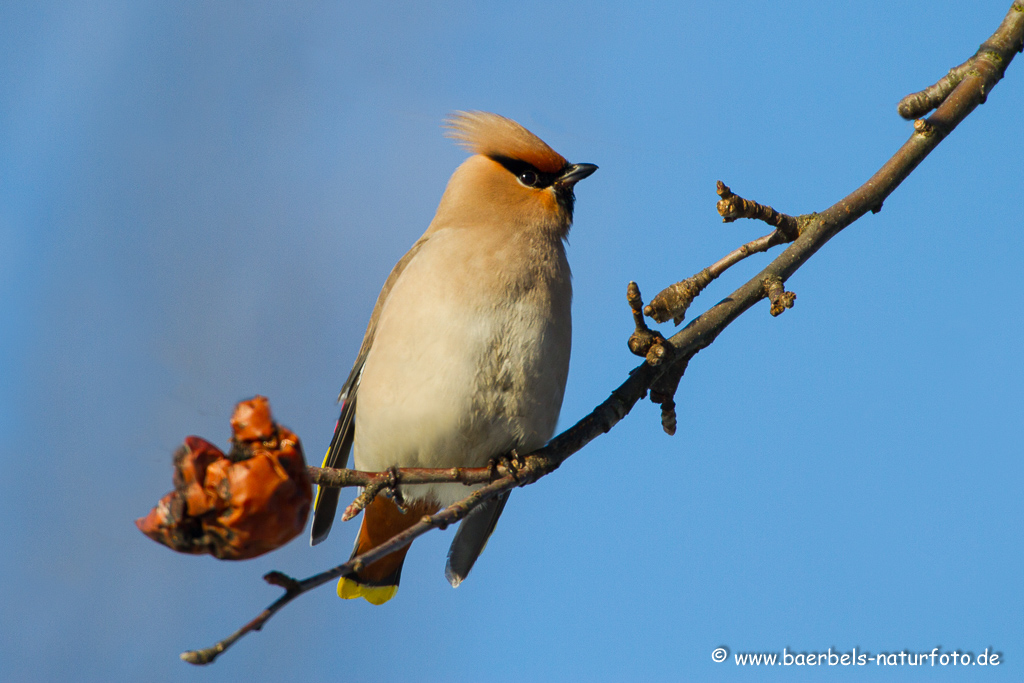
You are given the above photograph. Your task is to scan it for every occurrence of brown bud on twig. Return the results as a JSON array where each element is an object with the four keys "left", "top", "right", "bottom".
[
  {"left": 898, "top": 5, "right": 1024, "bottom": 119},
  {"left": 639, "top": 183, "right": 803, "bottom": 328},
  {"left": 649, "top": 355, "right": 690, "bottom": 436},
  {"left": 898, "top": 63, "right": 973, "bottom": 119},
  {"left": 263, "top": 571, "right": 301, "bottom": 592},
  {"left": 658, "top": 395, "right": 677, "bottom": 435},
  {"left": 716, "top": 181, "right": 800, "bottom": 240},
  {"left": 626, "top": 281, "right": 667, "bottom": 358},
  {"left": 644, "top": 268, "right": 715, "bottom": 325},
  {"left": 645, "top": 341, "right": 670, "bottom": 366},
  {"left": 913, "top": 118, "right": 934, "bottom": 136},
  {"left": 764, "top": 275, "right": 797, "bottom": 317}
]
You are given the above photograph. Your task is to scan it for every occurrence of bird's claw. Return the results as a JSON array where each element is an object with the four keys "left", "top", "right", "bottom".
[
  {"left": 385, "top": 466, "right": 409, "bottom": 512},
  {"left": 489, "top": 450, "right": 524, "bottom": 483}
]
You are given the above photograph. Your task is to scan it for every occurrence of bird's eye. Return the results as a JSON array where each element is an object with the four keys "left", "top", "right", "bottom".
[{"left": 518, "top": 170, "right": 538, "bottom": 187}]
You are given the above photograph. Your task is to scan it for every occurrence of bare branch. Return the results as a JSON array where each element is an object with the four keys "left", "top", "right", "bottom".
[
  {"left": 307, "top": 463, "right": 513, "bottom": 489},
  {"left": 181, "top": 3, "right": 1024, "bottom": 665},
  {"left": 652, "top": 2, "right": 1023, "bottom": 364},
  {"left": 898, "top": 2, "right": 1024, "bottom": 118},
  {"left": 183, "top": 364, "right": 654, "bottom": 664},
  {"left": 644, "top": 183, "right": 808, "bottom": 325},
  {"left": 182, "top": 474, "right": 520, "bottom": 665}
]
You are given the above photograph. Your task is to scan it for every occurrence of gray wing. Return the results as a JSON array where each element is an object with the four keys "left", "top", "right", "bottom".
[
  {"left": 309, "top": 235, "right": 431, "bottom": 546},
  {"left": 309, "top": 363, "right": 361, "bottom": 545}
]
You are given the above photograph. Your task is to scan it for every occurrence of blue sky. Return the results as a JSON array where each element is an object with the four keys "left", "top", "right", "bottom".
[{"left": 2, "top": 2, "right": 1021, "bottom": 681}]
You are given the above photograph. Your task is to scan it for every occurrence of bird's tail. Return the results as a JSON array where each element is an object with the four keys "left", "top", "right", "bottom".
[
  {"left": 445, "top": 491, "right": 509, "bottom": 587},
  {"left": 338, "top": 494, "right": 439, "bottom": 605}
]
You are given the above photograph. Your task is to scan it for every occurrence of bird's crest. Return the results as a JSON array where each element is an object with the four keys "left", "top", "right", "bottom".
[{"left": 445, "top": 111, "right": 567, "bottom": 174}]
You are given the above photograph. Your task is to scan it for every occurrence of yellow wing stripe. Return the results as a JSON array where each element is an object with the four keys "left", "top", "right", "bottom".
[{"left": 312, "top": 447, "right": 332, "bottom": 510}]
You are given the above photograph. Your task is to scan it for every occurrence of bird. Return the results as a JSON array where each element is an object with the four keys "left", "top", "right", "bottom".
[{"left": 309, "top": 111, "right": 596, "bottom": 605}]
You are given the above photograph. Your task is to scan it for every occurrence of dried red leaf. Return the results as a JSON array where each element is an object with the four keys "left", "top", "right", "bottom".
[
  {"left": 230, "top": 395, "right": 275, "bottom": 444},
  {"left": 136, "top": 396, "right": 312, "bottom": 560}
]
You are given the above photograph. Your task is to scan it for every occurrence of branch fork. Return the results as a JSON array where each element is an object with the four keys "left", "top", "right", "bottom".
[
  {"left": 341, "top": 466, "right": 403, "bottom": 521},
  {"left": 643, "top": 183, "right": 803, "bottom": 327}
]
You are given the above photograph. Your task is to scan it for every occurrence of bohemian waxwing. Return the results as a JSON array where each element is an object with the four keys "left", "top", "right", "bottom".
[{"left": 310, "top": 111, "right": 596, "bottom": 604}]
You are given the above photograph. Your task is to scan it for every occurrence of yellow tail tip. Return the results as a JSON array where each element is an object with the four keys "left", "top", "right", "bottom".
[{"left": 337, "top": 577, "right": 397, "bottom": 605}]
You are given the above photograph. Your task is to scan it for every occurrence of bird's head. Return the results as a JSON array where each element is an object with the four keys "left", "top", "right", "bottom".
[{"left": 432, "top": 111, "right": 597, "bottom": 240}]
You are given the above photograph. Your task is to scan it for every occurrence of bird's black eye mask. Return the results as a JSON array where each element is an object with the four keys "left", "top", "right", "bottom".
[{"left": 490, "top": 156, "right": 560, "bottom": 190}]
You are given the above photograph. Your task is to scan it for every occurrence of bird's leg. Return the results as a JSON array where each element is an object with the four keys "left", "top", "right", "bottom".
[
  {"left": 488, "top": 449, "right": 523, "bottom": 483},
  {"left": 385, "top": 465, "right": 410, "bottom": 513}
]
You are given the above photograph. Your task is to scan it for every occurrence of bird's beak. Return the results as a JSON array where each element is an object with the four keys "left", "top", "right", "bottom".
[{"left": 555, "top": 163, "right": 598, "bottom": 189}]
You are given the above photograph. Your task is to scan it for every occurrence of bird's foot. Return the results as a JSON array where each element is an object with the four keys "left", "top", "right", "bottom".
[
  {"left": 385, "top": 466, "right": 409, "bottom": 513},
  {"left": 489, "top": 450, "right": 524, "bottom": 483}
]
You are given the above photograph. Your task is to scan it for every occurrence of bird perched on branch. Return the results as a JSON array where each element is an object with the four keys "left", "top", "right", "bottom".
[{"left": 310, "top": 111, "right": 596, "bottom": 604}]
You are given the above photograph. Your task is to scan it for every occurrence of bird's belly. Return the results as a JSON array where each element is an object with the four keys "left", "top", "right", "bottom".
[{"left": 353, "top": 286, "right": 569, "bottom": 506}]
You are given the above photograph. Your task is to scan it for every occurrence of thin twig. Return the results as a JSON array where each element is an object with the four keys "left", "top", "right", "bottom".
[
  {"left": 183, "top": 367, "right": 654, "bottom": 665},
  {"left": 307, "top": 464, "right": 513, "bottom": 489},
  {"left": 653, "top": 2, "right": 1023, "bottom": 362},
  {"left": 716, "top": 181, "right": 800, "bottom": 238},
  {"left": 182, "top": 474, "right": 520, "bottom": 665},
  {"left": 898, "top": 60, "right": 976, "bottom": 120},
  {"left": 308, "top": 462, "right": 520, "bottom": 521},
  {"left": 340, "top": 476, "right": 392, "bottom": 521},
  {"left": 626, "top": 282, "right": 668, "bottom": 363},
  {"left": 644, "top": 184, "right": 808, "bottom": 325}
]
